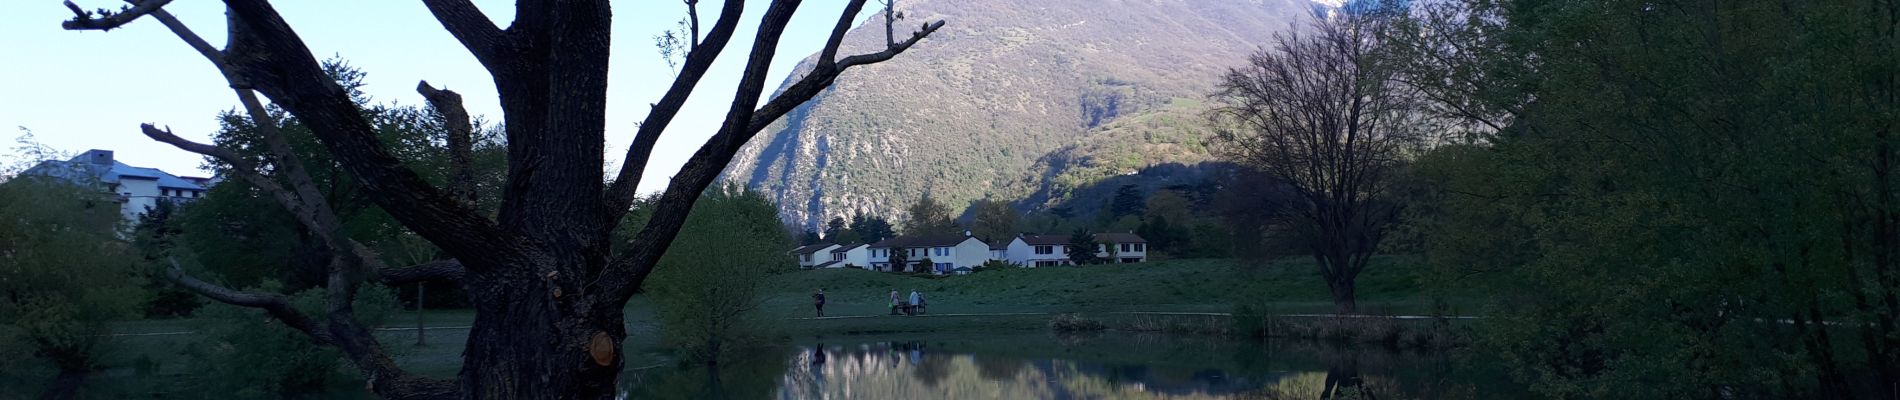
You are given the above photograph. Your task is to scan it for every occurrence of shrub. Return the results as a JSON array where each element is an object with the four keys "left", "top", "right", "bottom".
[
  {"left": 186, "top": 282, "right": 398, "bottom": 398},
  {"left": 1049, "top": 314, "right": 1106, "bottom": 332}
]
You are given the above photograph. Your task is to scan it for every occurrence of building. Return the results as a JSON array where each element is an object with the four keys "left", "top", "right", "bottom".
[
  {"left": 1094, "top": 232, "right": 1150, "bottom": 264},
  {"left": 789, "top": 231, "right": 1150, "bottom": 273},
  {"left": 833, "top": 243, "right": 870, "bottom": 269},
  {"left": 1004, "top": 232, "right": 1149, "bottom": 267},
  {"left": 789, "top": 243, "right": 841, "bottom": 269},
  {"left": 18, "top": 149, "right": 210, "bottom": 223},
  {"left": 867, "top": 232, "right": 991, "bottom": 274}
]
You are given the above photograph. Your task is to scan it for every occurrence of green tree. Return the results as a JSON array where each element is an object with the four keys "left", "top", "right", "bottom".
[
  {"left": 822, "top": 216, "right": 851, "bottom": 242},
  {"left": 904, "top": 193, "right": 958, "bottom": 236},
  {"left": 886, "top": 245, "right": 910, "bottom": 273},
  {"left": 1391, "top": 0, "right": 1900, "bottom": 396},
  {"left": 0, "top": 178, "right": 142, "bottom": 399},
  {"left": 647, "top": 187, "right": 792, "bottom": 365},
  {"left": 1108, "top": 184, "right": 1145, "bottom": 219},
  {"left": 850, "top": 212, "right": 897, "bottom": 243},
  {"left": 968, "top": 198, "right": 1020, "bottom": 243},
  {"left": 1065, "top": 228, "right": 1103, "bottom": 265}
]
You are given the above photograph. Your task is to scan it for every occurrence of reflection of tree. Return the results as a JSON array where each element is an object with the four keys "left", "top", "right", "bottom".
[
  {"left": 1319, "top": 364, "right": 1369, "bottom": 400},
  {"left": 620, "top": 347, "right": 791, "bottom": 400},
  {"left": 976, "top": 357, "right": 1027, "bottom": 381},
  {"left": 912, "top": 354, "right": 953, "bottom": 387}
]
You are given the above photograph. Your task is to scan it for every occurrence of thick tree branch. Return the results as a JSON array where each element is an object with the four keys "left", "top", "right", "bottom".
[
  {"left": 60, "top": 0, "right": 170, "bottom": 31},
  {"left": 220, "top": 0, "right": 518, "bottom": 268},
  {"left": 603, "top": 0, "right": 746, "bottom": 215},
  {"left": 421, "top": 0, "right": 506, "bottom": 70},
  {"left": 417, "top": 81, "right": 478, "bottom": 206},
  {"left": 163, "top": 258, "right": 334, "bottom": 344},
  {"left": 596, "top": 4, "right": 945, "bottom": 309},
  {"left": 819, "top": 0, "right": 870, "bottom": 67},
  {"left": 377, "top": 259, "right": 466, "bottom": 285}
]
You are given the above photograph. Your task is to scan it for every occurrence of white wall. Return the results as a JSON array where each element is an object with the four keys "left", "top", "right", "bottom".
[
  {"left": 115, "top": 178, "right": 159, "bottom": 222},
  {"left": 844, "top": 246, "right": 869, "bottom": 268},
  {"left": 952, "top": 238, "right": 989, "bottom": 270}
]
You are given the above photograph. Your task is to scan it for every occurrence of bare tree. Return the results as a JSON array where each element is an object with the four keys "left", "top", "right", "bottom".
[
  {"left": 1211, "top": 6, "right": 1423, "bottom": 314},
  {"left": 60, "top": 0, "right": 944, "bottom": 398}
]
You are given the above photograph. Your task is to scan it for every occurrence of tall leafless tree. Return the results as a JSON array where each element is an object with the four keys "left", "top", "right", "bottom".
[
  {"left": 60, "top": 0, "right": 943, "bottom": 398},
  {"left": 1211, "top": 6, "right": 1423, "bottom": 314}
]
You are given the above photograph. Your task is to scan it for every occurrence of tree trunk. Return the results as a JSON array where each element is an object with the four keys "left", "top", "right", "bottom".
[
  {"left": 457, "top": 276, "right": 624, "bottom": 399},
  {"left": 37, "top": 368, "right": 88, "bottom": 400},
  {"left": 1328, "top": 273, "right": 1358, "bottom": 315}
]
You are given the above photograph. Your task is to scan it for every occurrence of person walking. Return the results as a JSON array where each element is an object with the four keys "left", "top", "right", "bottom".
[
  {"left": 812, "top": 288, "right": 827, "bottom": 317},
  {"left": 889, "top": 290, "right": 902, "bottom": 315},
  {"left": 908, "top": 289, "right": 925, "bottom": 315}
]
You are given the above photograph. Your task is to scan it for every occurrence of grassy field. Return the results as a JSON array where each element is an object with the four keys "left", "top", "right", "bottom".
[{"left": 758, "top": 256, "right": 1459, "bottom": 320}]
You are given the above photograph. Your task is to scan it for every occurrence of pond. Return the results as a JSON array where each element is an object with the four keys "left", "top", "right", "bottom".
[{"left": 621, "top": 332, "right": 1524, "bottom": 399}]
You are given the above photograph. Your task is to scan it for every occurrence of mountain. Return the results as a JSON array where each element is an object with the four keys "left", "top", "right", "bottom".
[{"left": 723, "top": 0, "right": 1317, "bottom": 228}]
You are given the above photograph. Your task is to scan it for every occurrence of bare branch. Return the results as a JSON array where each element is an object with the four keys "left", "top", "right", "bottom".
[
  {"left": 221, "top": 0, "right": 519, "bottom": 267},
  {"left": 685, "top": 0, "right": 701, "bottom": 46},
  {"left": 820, "top": 0, "right": 871, "bottom": 66},
  {"left": 163, "top": 258, "right": 335, "bottom": 344},
  {"left": 417, "top": 81, "right": 478, "bottom": 206},
  {"left": 144, "top": 6, "right": 220, "bottom": 62},
  {"left": 603, "top": 0, "right": 746, "bottom": 214},
  {"left": 377, "top": 259, "right": 466, "bottom": 285},
  {"left": 596, "top": 6, "right": 946, "bottom": 309},
  {"left": 421, "top": 0, "right": 506, "bottom": 70},
  {"left": 61, "top": 0, "right": 171, "bottom": 31}
]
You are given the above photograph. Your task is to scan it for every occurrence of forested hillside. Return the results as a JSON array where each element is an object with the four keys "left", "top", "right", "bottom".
[{"left": 724, "top": 0, "right": 1316, "bottom": 227}]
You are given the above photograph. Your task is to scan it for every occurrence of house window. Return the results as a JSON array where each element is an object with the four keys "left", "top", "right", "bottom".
[
  {"left": 833, "top": 253, "right": 844, "bottom": 261},
  {"left": 801, "top": 254, "right": 811, "bottom": 262},
  {"left": 1120, "top": 243, "right": 1131, "bottom": 252},
  {"left": 934, "top": 262, "right": 951, "bottom": 272},
  {"left": 1035, "top": 245, "right": 1054, "bottom": 255},
  {"left": 1135, "top": 243, "right": 1145, "bottom": 252},
  {"left": 933, "top": 247, "right": 948, "bottom": 257},
  {"left": 1035, "top": 260, "right": 1059, "bottom": 267}
]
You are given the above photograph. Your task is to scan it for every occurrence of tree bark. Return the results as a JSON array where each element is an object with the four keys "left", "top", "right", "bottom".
[
  {"left": 1327, "top": 266, "right": 1358, "bottom": 315},
  {"left": 457, "top": 269, "right": 624, "bottom": 399}
]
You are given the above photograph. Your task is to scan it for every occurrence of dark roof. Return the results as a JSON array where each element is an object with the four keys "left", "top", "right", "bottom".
[
  {"left": 990, "top": 241, "right": 1009, "bottom": 250},
  {"left": 1015, "top": 232, "right": 1147, "bottom": 245},
  {"left": 813, "top": 261, "right": 841, "bottom": 268},
  {"left": 868, "top": 234, "right": 980, "bottom": 249},
  {"left": 789, "top": 243, "right": 838, "bottom": 255},
  {"left": 1094, "top": 232, "right": 1147, "bottom": 243},
  {"left": 830, "top": 243, "right": 865, "bottom": 253},
  {"left": 1017, "top": 234, "right": 1070, "bottom": 246}
]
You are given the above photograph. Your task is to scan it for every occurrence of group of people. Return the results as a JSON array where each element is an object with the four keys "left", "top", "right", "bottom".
[{"left": 809, "top": 288, "right": 927, "bottom": 317}]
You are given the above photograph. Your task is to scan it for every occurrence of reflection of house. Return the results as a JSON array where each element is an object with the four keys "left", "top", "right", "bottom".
[
  {"left": 19, "top": 149, "right": 211, "bottom": 223},
  {"left": 791, "top": 231, "right": 1150, "bottom": 273}
]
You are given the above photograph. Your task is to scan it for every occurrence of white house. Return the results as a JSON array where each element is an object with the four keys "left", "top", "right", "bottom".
[
  {"left": 867, "top": 233, "right": 991, "bottom": 274},
  {"left": 19, "top": 149, "right": 211, "bottom": 224},
  {"left": 789, "top": 243, "right": 841, "bottom": 269},
  {"left": 1005, "top": 232, "right": 1149, "bottom": 267},
  {"left": 1094, "top": 232, "right": 1149, "bottom": 263},
  {"left": 827, "top": 243, "right": 870, "bottom": 269}
]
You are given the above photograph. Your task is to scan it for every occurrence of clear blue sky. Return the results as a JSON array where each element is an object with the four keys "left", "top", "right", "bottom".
[{"left": 0, "top": 0, "right": 877, "bottom": 194}]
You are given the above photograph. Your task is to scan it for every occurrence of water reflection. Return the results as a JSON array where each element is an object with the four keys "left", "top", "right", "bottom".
[{"left": 623, "top": 332, "right": 1514, "bottom": 399}]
